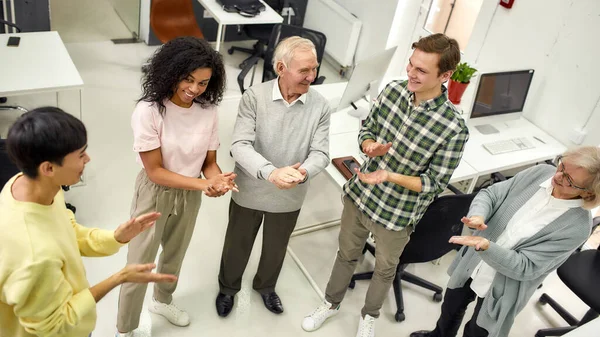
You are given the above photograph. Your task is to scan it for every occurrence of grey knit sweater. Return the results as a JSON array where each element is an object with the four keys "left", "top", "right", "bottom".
[
  {"left": 230, "top": 79, "right": 331, "bottom": 212},
  {"left": 447, "top": 164, "right": 592, "bottom": 337}
]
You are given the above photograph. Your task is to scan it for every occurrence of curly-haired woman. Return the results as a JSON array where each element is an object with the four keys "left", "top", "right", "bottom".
[{"left": 116, "top": 37, "right": 237, "bottom": 337}]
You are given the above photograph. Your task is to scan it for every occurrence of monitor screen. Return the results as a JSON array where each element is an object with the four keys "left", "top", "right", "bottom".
[
  {"left": 336, "top": 46, "right": 397, "bottom": 114},
  {"left": 470, "top": 69, "right": 534, "bottom": 119}
]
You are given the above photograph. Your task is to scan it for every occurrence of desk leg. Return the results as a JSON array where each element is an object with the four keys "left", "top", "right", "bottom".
[
  {"left": 215, "top": 24, "right": 223, "bottom": 51},
  {"left": 467, "top": 176, "right": 478, "bottom": 194}
]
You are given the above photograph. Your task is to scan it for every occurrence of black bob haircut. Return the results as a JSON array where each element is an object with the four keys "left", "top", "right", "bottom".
[
  {"left": 6, "top": 107, "right": 87, "bottom": 179},
  {"left": 139, "top": 36, "right": 226, "bottom": 115}
]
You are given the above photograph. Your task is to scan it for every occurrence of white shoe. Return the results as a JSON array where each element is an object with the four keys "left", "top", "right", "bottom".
[
  {"left": 301, "top": 300, "right": 340, "bottom": 332},
  {"left": 356, "top": 314, "right": 375, "bottom": 337},
  {"left": 115, "top": 330, "right": 149, "bottom": 337},
  {"left": 115, "top": 332, "right": 133, "bottom": 337},
  {"left": 148, "top": 298, "right": 190, "bottom": 326}
]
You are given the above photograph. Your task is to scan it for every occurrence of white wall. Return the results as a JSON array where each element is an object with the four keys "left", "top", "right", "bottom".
[
  {"left": 332, "top": 0, "right": 399, "bottom": 62},
  {"left": 140, "top": 0, "right": 151, "bottom": 43}
]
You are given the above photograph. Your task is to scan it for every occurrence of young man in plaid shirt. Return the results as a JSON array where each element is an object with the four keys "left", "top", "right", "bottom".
[{"left": 302, "top": 34, "right": 469, "bottom": 337}]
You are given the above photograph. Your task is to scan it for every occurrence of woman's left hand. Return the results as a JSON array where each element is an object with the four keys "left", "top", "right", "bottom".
[
  {"left": 449, "top": 235, "right": 490, "bottom": 251},
  {"left": 114, "top": 212, "right": 161, "bottom": 243}
]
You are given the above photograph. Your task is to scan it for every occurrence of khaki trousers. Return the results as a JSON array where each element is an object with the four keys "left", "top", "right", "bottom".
[
  {"left": 116, "top": 170, "right": 202, "bottom": 332},
  {"left": 325, "top": 196, "right": 412, "bottom": 318}
]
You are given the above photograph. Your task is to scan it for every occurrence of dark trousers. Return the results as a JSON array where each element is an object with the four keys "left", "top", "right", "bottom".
[
  {"left": 432, "top": 279, "right": 489, "bottom": 337},
  {"left": 218, "top": 199, "right": 300, "bottom": 295}
]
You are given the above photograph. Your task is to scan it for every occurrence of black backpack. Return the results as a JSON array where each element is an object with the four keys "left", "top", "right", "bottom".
[{"left": 217, "top": 0, "right": 266, "bottom": 17}]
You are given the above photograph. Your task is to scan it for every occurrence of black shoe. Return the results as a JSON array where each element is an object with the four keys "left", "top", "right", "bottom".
[
  {"left": 410, "top": 331, "right": 434, "bottom": 337},
  {"left": 260, "top": 292, "right": 284, "bottom": 314},
  {"left": 216, "top": 292, "right": 234, "bottom": 317}
]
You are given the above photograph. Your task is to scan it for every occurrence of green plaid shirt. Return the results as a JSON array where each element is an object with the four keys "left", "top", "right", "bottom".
[{"left": 343, "top": 80, "right": 469, "bottom": 231}]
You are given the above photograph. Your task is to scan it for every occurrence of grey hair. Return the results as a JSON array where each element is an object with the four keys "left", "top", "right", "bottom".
[
  {"left": 563, "top": 146, "right": 600, "bottom": 209},
  {"left": 272, "top": 36, "right": 317, "bottom": 72}
]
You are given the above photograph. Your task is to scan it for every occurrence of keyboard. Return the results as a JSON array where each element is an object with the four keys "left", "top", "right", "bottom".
[{"left": 482, "top": 137, "right": 535, "bottom": 155}]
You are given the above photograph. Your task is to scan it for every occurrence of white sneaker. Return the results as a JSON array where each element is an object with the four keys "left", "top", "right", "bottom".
[
  {"left": 148, "top": 298, "right": 190, "bottom": 326},
  {"left": 356, "top": 314, "right": 375, "bottom": 337},
  {"left": 115, "top": 332, "right": 133, "bottom": 337},
  {"left": 115, "top": 330, "right": 149, "bottom": 337},
  {"left": 301, "top": 300, "right": 340, "bottom": 332}
]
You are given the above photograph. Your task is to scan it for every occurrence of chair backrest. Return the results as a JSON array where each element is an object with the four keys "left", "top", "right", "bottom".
[
  {"left": 262, "top": 24, "right": 326, "bottom": 83},
  {"left": 399, "top": 193, "right": 477, "bottom": 265},
  {"left": 0, "top": 19, "right": 21, "bottom": 33},
  {"left": 150, "top": 0, "right": 204, "bottom": 43},
  {"left": 0, "top": 139, "right": 20, "bottom": 187}
]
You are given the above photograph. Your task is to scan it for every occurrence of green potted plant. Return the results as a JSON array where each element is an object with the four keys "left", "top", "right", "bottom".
[{"left": 448, "top": 62, "right": 477, "bottom": 104}]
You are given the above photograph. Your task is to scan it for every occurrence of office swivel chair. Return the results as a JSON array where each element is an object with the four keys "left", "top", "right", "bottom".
[
  {"left": 141, "top": 0, "right": 205, "bottom": 72},
  {"left": 349, "top": 192, "right": 477, "bottom": 322},
  {"left": 535, "top": 216, "right": 600, "bottom": 337},
  {"left": 228, "top": 0, "right": 300, "bottom": 69},
  {"left": 150, "top": 0, "right": 204, "bottom": 42},
  {"left": 236, "top": 23, "right": 326, "bottom": 93}
]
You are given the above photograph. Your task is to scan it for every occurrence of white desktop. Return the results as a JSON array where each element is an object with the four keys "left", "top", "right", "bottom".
[
  {"left": 329, "top": 46, "right": 397, "bottom": 119},
  {"left": 463, "top": 69, "right": 543, "bottom": 155}
]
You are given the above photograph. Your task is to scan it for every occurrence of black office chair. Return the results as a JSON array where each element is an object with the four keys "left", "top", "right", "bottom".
[
  {"left": 535, "top": 216, "right": 600, "bottom": 337},
  {"left": 237, "top": 23, "right": 326, "bottom": 93},
  {"left": 228, "top": 0, "right": 300, "bottom": 69},
  {"left": 349, "top": 192, "right": 478, "bottom": 322},
  {"left": 0, "top": 18, "right": 21, "bottom": 33}
]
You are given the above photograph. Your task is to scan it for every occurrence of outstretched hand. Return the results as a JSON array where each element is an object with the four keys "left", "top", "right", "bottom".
[
  {"left": 362, "top": 141, "right": 392, "bottom": 158},
  {"left": 354, "top": 168, "right": 389, "bottom": 185},
  {"left": 114, "top": 212, "right": 161, "bottom": 244},
  {"left": 461, "top": 216, "right": 488, "bottom": 231}
]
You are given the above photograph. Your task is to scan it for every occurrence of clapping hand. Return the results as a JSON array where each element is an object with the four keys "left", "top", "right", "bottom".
[
  {"left": 114, "top": 212, "right": 161, "bottom": 244},
  {"left": 204, "top": 172, "right": 238, "bottom": 197},
  {"left": 354, "top": 168, "right": 389, "bottom": 185},
  {"left": 268, "top": 163, "right": 306, "bottom": 189},
  {"left": 461, "top": 216, "right": 487, "bottom": 231},
  {"left": 362, "top": 141, "right": 392, "bottom": 158}
]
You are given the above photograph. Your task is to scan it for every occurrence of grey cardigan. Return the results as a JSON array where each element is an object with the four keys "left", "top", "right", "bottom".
[{"left": 447, "top": 164, "right": 592, "bottom": 337}]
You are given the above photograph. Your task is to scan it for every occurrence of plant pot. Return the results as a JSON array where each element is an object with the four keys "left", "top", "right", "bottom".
[{"left": 448, "top": 79, "right": 469, "bottom": 105}]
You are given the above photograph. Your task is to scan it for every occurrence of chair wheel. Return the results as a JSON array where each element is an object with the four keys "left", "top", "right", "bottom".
[
  {"left": 0, "top": 97, "right": 7, "bottom": 103},
  {"left": 228, "top": 47, "right": 235, "bottom": 55},
  {"left": 433, "top": 293, "right": 443, "bottom": 302},
  {"left": 348, "top": 280, "right": 356, "bottom": 289},
  {"left": 539, "top": 295, "right": 548, "bottom": 305},
  {"left": 395, "top": 312, "right": 405, "bottom": 322},
  {"left": 238, "top": 61, "right": 247, "bottom": 69}
]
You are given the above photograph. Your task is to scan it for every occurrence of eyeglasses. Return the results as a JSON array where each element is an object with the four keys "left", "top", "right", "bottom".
[{"left": 555, "top": 155, "right": 588, "bottom": 191}]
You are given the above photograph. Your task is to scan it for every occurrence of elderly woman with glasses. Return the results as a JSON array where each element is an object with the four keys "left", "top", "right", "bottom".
[{"left": 411, "top": 146, "right": 600, "bottom": 337}]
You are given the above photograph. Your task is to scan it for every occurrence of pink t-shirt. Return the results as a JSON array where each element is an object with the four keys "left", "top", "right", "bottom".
[{"left": 131, "top": 100, "right": 220, "bottom": 178}]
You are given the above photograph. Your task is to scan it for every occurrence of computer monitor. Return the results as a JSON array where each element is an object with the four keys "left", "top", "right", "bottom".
[
  {"left": 469, "top": 69, "right": 535, "bottom": 134},
  {"left": 332, "top": 46, "right": 397, "bottom": 118}
]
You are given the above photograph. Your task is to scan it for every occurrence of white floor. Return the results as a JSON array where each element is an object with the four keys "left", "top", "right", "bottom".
[{"left": 2, "top": 1, "right": 593, "bottom": 336}]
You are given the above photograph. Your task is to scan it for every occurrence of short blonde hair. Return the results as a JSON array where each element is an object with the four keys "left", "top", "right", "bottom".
[
  {"left": 563, "top": 146, "right": 600, "bottom": 209},
  {"left": 272, "top": 36, "right": 317, "bottom": 71}
]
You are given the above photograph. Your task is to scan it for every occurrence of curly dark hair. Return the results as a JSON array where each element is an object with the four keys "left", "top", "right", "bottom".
[{"left": 139, "top": 37, "right": 226, "bottom": 114}]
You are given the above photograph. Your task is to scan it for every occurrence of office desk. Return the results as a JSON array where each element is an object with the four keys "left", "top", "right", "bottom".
[
  {"left": 0, "top": 31, "right": 83, "bottom": 118},
  {"left": 462, "top": 117, "right": 566, "bottom": 176},
  {"left": 198, "top": 0, "right": 283, "bottom": 52}
]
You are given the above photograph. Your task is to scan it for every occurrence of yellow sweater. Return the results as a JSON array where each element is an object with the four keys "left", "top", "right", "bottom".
[{"left": 0, "top": 175, "right": 123, "bottom": 337}]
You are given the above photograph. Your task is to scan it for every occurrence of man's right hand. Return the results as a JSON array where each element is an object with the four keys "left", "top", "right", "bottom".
[
  {"left": 268, "top": 163, "right": 305, "bottom": 189},
  {"left": 362, "top": 140, "right": 392, "bottom": 158},
  {"left": 118, "top": 263, "right": 177, "bottom": 284},
  {"left": 461, "top": 216, "right": 488, "bottom": 231}
]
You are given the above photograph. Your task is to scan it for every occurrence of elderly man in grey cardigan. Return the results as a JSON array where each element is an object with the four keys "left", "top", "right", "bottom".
[
  {"left": 215, "top": 36, "right": 330, "bottom": 317},
  {"left": 411, "top": 146, "right": 600, "bottom": 337}
]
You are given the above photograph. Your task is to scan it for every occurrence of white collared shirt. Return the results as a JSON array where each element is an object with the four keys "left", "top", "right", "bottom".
[
  {"left": 272, "top": 78, "right": 307, "bottom": 108},
  {"left": 470, "top": 178, "right": 584, "bottom": 297}
]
